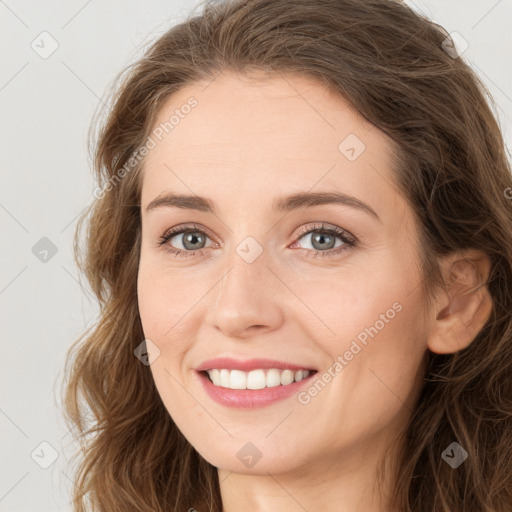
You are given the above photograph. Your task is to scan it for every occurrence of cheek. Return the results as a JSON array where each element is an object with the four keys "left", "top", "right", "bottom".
[
  {"left": 298, "top": 257, "right": 426, "bottom": 413},
  {"left": 137, "top": 266, "right": 195, "bottom": 421},
  {"left": 295, "top": 298, "right": 426, "bottom": 453},
  {"left": 136, "top": 261, "right": 211, "bottom": 399},
  {"left": 287, "top": 260, "right": 411, "bottom": 344},
  {"left": 137, "top": 268, "right": 168, "bottom": 338},
  {"left": 137, "top": 259, "right": 205, "bottom": 339}
]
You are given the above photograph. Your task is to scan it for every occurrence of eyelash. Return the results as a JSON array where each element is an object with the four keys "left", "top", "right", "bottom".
[{"left": 156, "top": 222, "right": 357, "bottom": 260}]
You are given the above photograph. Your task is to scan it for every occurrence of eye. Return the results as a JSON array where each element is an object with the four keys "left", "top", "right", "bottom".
[
  {"left": 291, "top": 222, "right": 357, "bottom": 258},
  {"left": 157, "top": 224, "right": 216, "bottom": 257}
]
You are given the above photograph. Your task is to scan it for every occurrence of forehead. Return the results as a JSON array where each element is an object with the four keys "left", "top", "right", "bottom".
[{"left": 140, "top": 71, "right": 404, "bottom": 222}]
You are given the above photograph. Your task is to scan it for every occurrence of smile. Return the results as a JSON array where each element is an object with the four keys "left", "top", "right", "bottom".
[
  {"left": 205, "top": 368, "right": 312, "bottom": 390},
  {"left": 197, "top": 368, "right": 318, "bottom": 408}
]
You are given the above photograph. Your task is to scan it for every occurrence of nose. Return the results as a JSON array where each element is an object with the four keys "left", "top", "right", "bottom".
[{"left": 204, "top": 247, "right": 284, "bottom": 339}]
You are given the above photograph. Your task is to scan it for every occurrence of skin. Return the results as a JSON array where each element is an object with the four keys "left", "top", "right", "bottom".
[{"left": 136, "top": 70, "right": 492, "bottom": 511}]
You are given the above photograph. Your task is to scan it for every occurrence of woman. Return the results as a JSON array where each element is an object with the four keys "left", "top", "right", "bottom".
[{"left": 62, "top": 0, "right": 512, "bottom": 510}]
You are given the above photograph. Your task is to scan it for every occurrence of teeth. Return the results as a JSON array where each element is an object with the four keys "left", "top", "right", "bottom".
[
  {"left": 266, "top": 369, "right": 281, "bottom": 388},
  {"left": 247, "top": 369, "right": 266, "bottom": 390},
  {"left": 280, "top": 369, "right": 294, "bottom": 385},
  {"left": 219, "top": 369, "right": 229, "bottom": 387},
  {"left": 205, "top": 368, "right": 311, "bottom": 390},
  {"left": 230, "top": 370, "right": 247, "bottom": 389}
]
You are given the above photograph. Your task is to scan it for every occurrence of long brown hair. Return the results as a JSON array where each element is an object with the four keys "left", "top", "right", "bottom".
[{"left": 60, "top": 0, "right": 512, "bottom": 510}]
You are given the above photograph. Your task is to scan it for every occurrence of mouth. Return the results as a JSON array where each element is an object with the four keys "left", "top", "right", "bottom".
[{"left": 200, "top": 368, "right": 318, "bottom": 390}]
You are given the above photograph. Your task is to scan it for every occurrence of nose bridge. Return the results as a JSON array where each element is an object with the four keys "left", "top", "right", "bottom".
[{"left": 205, "top": 237, "right": 283, "bottom": 336}]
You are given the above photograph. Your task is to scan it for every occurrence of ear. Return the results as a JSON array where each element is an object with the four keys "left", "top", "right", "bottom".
[{"left": 427, "top": 249, "right": 493, "bottom": 354}]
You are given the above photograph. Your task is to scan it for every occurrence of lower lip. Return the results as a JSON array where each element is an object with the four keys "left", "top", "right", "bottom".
[{"left": 197, "top": 370, "right": 317, "bottom": 408}]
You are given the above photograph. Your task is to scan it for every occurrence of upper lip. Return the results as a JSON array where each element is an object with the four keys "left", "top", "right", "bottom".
[{"left": 195, "top": 357, "right": 317, "bottom": 372}]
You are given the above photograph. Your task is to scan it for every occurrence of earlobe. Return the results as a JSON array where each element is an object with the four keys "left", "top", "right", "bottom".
[{"left": 426, "top": 250, "right": 494, "bottom": 355}]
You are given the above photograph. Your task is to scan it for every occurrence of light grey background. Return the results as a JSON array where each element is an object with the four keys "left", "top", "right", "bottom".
[{"left": 1, "top": 1, "right": 511, "bottom": 510}]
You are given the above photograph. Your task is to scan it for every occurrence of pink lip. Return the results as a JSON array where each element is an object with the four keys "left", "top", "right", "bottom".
[
  {"left": 195, "top": 357, "right": 316, "bottom": 372},
  {"left": 196, "top": 370, "right": 317, "bottom": 409}
]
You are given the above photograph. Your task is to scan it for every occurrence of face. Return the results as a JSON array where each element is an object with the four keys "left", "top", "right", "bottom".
[{"left": 137, "top": 71, "right": 430, "bottom": 476}]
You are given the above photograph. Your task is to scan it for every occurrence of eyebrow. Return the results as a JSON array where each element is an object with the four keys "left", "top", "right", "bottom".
[{"left": 145, "top": 191, "right": 380, "bottom": 221}]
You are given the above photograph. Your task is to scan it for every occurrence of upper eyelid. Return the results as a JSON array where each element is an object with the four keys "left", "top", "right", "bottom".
[{"left": 294, "top": 223, "right": 355, "bottom": 241}]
